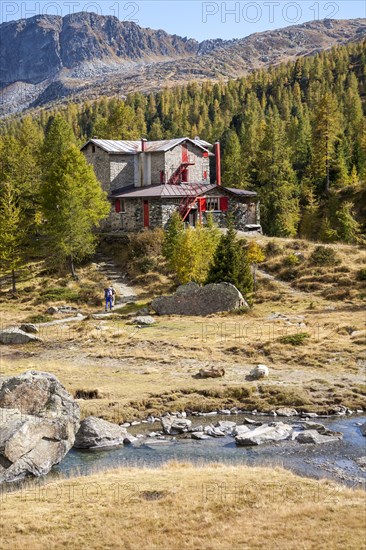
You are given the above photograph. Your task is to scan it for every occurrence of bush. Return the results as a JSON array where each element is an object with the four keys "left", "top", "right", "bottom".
[
  {"left": 39, "top": 287, "right": 80, "bottom": 302},
  {"left": 24, "top": 313, "right": 52, "bottom": 324},
  {"left": 265, "top": 241, "right": 282, "bottom": 256},
  {"left": 128, "top": 229, "right": 164, "bottom": 259},
  {"left": 278, "top": 332, "right": 311, "bottom": 346},
  {"left": 309, "top": 246, "right": 340, "bottom": 266},
  {"left": 133, "top": 257, "right": 157, "bottom": 274},
  {"left": 284, "top": 253, "right": 301, "bottom": 267},
  {"left": 357, "top": 268, "right": 366, "bottom": 281}
]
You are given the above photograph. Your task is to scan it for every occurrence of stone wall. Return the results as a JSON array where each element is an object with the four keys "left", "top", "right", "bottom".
[
  {"left": 110, "top": 154, "right": 135, "bottom": 191},
  {"left": 83, "top": 143, "right": 110, "bottom": 194},
  {"left": 165, "top": 143, "right": 210, "bottom": 183},
  {"left": 113, "top": 196, "right": 259, "bottom": 232},
  {"left": 161, "top": 200, "right": 181, "bottom": 228},
  {"left": 150, "top": 152, "right": 165, "bottom": 184},
  {"left": 201, "top": 196, "right": 259, "bottom": 230},
  {"left": 117, "top": 198, "right": 164, "bottom": 231}
]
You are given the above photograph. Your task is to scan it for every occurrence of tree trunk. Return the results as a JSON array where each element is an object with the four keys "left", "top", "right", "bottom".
[
  {"left": 69, "top": 256, "right": 78, "bottom": 280},
  {"left": 325, "top": 116, "right": 330, "bottom": 194},
  {"left": 11, "top": 269, "right": 16, "bottom": 293},
  {"left": 253, "top": 264, "right": 257, "bottom": 293}
]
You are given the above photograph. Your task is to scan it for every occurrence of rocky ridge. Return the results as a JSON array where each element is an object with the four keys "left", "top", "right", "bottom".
[{"left": 1, "top": 14, "right": 365, "bottom": 116}]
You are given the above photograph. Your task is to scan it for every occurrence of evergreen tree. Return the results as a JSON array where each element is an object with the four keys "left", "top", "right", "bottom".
[
  {"left": 163, "top": 210, "right": 185, "bottom": 265},
  {"left": 299, "top": 188, "right": 320, "bottom": 240},
  {"left": 206, "top": 220, "right": 253, "bottom": 297},
  {"left": 40, "top": 117, "right": 109, "bottom": 277},
  {"left": 221, "top": 130, "right": 244, "bottom": 185},
  {"left": 335, "top": 201, "right": 362, "bottom": 243},
  {"left": 254, "top": 110, "right": 300, "bottom": 237},
  {"left": 0, "top": 182, "right": 24, "bottom": 292},
  {"left": 311, "top": 92, "right": 341, "bottom": 194}
]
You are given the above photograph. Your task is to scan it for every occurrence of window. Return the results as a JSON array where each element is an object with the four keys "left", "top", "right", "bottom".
[
  {"left": 92, "top": 144, "right": 96, "bottom": 153},
  {"left": 115, "top": 199, "right": 126, "bottom": 213},
  {"left": 206, "top": 197, "right": 220, "bottom": 211}
]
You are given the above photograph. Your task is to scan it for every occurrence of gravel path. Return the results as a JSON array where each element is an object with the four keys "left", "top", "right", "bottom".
[{"left": 93, "top": 253, "right": 137, "bottom": 306}]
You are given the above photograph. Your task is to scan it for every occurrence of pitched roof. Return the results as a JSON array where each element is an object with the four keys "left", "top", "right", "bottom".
[
  {"left": 81, "top": 137, "right": 212, "bottom": 154},
  {"left": 112, "top": 184, "right": 257, "bottom": 199},
  {"left": 225, "top": 187, "right": 257, "bottom": 197},
  {"left": 112, "top": 183, "right": 217, "bottom": 199}
]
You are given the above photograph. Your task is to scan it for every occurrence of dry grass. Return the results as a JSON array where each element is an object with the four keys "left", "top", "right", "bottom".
[
  {"left": 1, "top": 300, "right": 365, "bottom": 422},
  {"left": 0, "top": 235, "right": 365, "bottom": 422},
  {"left": 256, "top": 236, "right": 366, "bottom": 302},
  {"left": 0, "top": 463, "right": 364, "bottom": 550}
]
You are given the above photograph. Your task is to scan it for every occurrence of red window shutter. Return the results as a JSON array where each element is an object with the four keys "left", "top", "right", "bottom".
[
  {"left": 199, "top": 198, "right": 207, "bottom": 212},
  {"left": 220, "top": 197, "right": 228, "bottom": 211},
  {"left": 203, "top": 151, "right": 209, "bottom": 158},
  {"left": 115, "top": 199, "right": 121, "bottom": 213},
  {"left": 203, "top": 170, "right": 207, "bottom": 180}
]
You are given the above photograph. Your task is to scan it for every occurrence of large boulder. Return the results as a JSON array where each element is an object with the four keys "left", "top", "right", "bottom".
[
  {"left": 198, "top": 367, "right": 225, "bottom": 378},
  {"left": 161, "top": 417, "right": 192, "bottom": 434},
  {"left": 151, "top": 282, "right": 248, "bottom": 316},
  {"left": 298, "top": 421, "right": 340, "bottom": 436},
  {"left": 276, "top": 407, "right": 298, "bottom": 417},
  {"left": 130, "top": 316, "right": 156, "bottom": 326},
  {"left": 0, "top": 371, "right": 80, "bottom": 483},
  {"left": 235, "top": 422, "right": 293, "bottom": 446},
  {"left": 19, "top": 324, "right": 39, "bottom": 334},
  {"left": 0, "top": 328, "right": 41, "bottom": 345},
  {"left": 249, "top": 364, "right": 269, "bottom": 380},
  {"left": 74, "top": 417, "right": 128, "bottom": 449},
  {"left": 295, "top": 430, "right": 342, "bottom": 444},
  {"left": 360, "top": 422, "right": 366, "bottom": 437}
]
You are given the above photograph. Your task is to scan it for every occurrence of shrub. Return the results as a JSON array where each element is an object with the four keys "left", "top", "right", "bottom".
[
  {"left": 134, "top": 257, "right": 157, "bottom": 274},
  {"left": 24, "top": 313, "right": 52, "bottom": 324},
  {"left": 284, "top": 253, "right": 301, "bottom": 267},
  {"left": 74, "top": 389, "right": 100, "bottom": 399},
  {"left": 128, "top": 228, "right": 164, "bottom": 259},
  {"left": 39, "top": 287, "right": 80, "bottom": 302},
  {"left": 265, "top": 241, "right": 282, "bottom": 256},
  {"left": 278, "top": 332, "right": 311, "bottom": 345},
  {"left": 206, "top": 220, "right": 253, "bottom": 296},
  {"left": 309, "top": 246, "right": 339, "bottom": 266},
  {"left": 357, "top": 268, "right": 366, "bottom": 281}
]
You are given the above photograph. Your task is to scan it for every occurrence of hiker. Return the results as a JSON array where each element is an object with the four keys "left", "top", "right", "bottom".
[
  {"left": 111, "top": 286, "right": 116, "bottom": 306},
  {"left": 104, "top": 286, "right": 114, "bottom": 311}
]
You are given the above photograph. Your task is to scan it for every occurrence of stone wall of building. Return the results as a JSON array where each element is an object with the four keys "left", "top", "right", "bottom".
[
  {"left": 83, "top": 143, "right": 110, "bottom": 194},
  {"left": 164, "top": 143, "right": 210, "bottom": 184},
  {"left": 161, "top": 200, "right": 181, "bottom": 228},
  {"left": 110, "top": 154, "right": 135, "bottom": 191},
  {"left": 150, "top": 152, "right": 165, "bottom": 184},
  {"left": 116, "top": 198, "right": 164, "bottom": 231}
]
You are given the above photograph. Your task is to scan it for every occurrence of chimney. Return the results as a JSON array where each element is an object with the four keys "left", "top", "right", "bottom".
[
  {"left": 214, "top": 142, "right": 221, "bottom": 186},
  {"left": 141, "top": 138, "right": 147, "bottom": 152}
]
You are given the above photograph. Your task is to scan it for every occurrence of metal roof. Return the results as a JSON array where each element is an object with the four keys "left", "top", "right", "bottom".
[
  {"left": 82, "top": 137, "right": 212, "bottom": 155},
  {"left": 225, "top": 187, "right": 258, "bottom": 197},
  {"left": 112, "top": 183, "right": 216, "bottom": 199},
  {"left": 112, "top": 184, "right": 257, "bottom": 199}
]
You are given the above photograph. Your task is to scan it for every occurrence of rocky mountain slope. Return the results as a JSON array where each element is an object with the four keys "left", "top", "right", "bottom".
[{"left": 1, "top": 13, "right": 365, "bottom": 116}]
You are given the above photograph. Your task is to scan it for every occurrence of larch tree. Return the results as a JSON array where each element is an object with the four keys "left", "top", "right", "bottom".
[
  {"left": 311, "top": 92, "right": 341, "bottom": 194},
  {"left": 254, "top": 110, "right": 300, "bottom": 237},
  {"left": 206, "top": 219, "right": 253, "bottom": 298},
  {"left": 0, "top": 182, "right": 24, "bottom": 293},
  {"left": 40, "top": 116, "right": 110, "bottom": 277}
]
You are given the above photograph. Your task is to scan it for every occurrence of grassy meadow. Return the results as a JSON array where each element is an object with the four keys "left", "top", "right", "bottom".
[{"left": 0, "top": 463, "right": 365, "bottom": 550}]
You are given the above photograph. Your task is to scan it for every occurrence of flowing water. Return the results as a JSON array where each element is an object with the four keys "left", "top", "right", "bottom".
[{"left": 51, "top": 414, "right": 366, "bottom": 488}]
